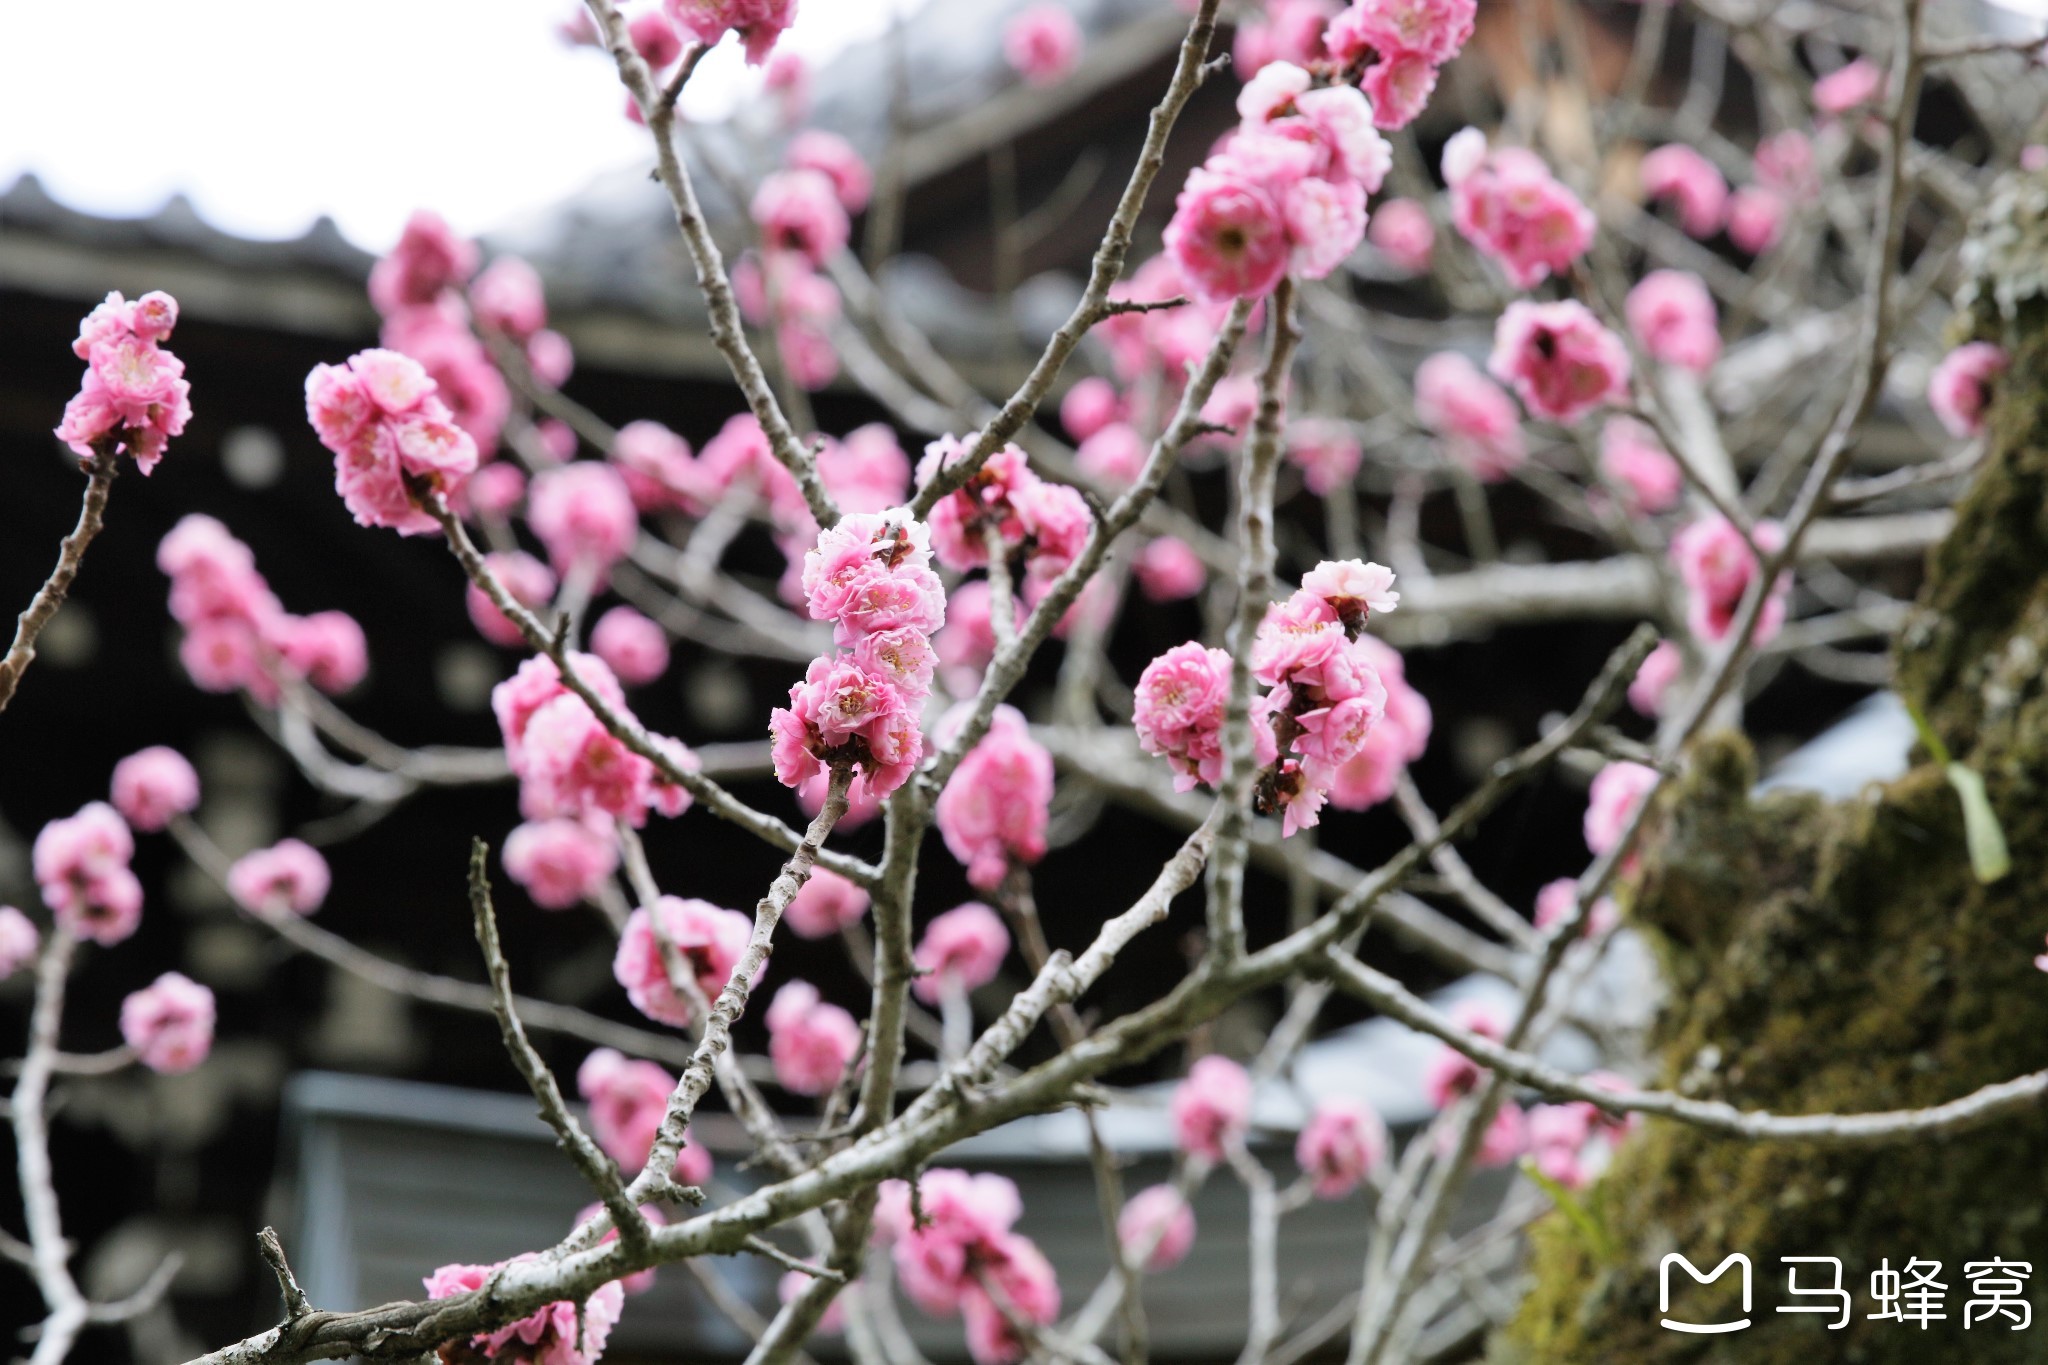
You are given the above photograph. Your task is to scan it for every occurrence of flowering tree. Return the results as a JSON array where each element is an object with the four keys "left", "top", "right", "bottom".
[{"left": 6, "top": 0, "right": 2048, "bottom": 1363}]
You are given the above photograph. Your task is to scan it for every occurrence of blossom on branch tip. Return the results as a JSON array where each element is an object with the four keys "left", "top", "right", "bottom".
[
  {"left": 1134, "top": 536, "right": 1207, "bottom": 602},
  {"left": 503, "top": 817, "right": 618, "bottom": 910},
  {"left": 1172, "top": 1054, "right": 1252, "bottom": 1161},
  {"left": 227, "top": 839, "right": 331, "bottom": 917},
  {"left": 110, "top": 747, "right": 200, "bottom": 832},
  {"left": 33, "top": 803, "right": 141, "bottom": 946},
  {"left": 56, "top": 290, "right": 191, "bottom": 472},
  {"left": 304, "top": 349, "right": 480, "bottom": 534},
  {"left": 529, "top": 462, "right": 640, "bottom": 584},
  {"left": 1005, "top": 4, "right": 1082, "bottom": 86},
  {"left": 1118, "top": 1184, "right": 1197, "bottom": 1272},
  {"left": 1297, "top": 1096, "right": 1388, "bottom": 1198},
  {"left": 752, "top": 169, "right": 850, "bottom": 267},
  {"left": 1626, "top": 638, "right": 1683, "bottom": 717},
  {"left": 120, "top": 972, "right": 216, "bottom": 1074},
  {"left": 912, "top": 902, "right": 1010, "bottom": 1004},
  {"left": 1671, "top": 514, "right": 1789, "bottom": 645},
  {"left": 765, "top": 979, "right": 862, "bottom": 1095},
  {"left": 1583, "top": 760, "right": 1658, "bottom": 860},
  {"left": 1599, "top": 417, "right": 1682, "bottom": 514},
  {"left": 1444, "top": 132, "right": 1594, "bottom": 288},
  {"left": 1367, "top": 196, "right": 1434, "bottom": 272},
  {"left": 1626, "top": 269, "right": 1720, "bottom": 374},
  {"left": 591, "top": 607, "right": 671, "bottom": 687}
]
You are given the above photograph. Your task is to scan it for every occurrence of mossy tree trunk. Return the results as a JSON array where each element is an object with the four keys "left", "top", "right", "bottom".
[{"left": 1497, "top": 180, "right": 2048, "bottom": 1364}]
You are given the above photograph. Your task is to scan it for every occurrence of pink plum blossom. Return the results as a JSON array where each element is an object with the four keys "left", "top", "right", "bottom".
[
  {"left": 1004, "top": 4, "right": 1082, "bottom": 86},
  {"left": 1627, "top": 638, "right": 1683, "bottom": 717},
  {"left": 368, "top": 211, "right": 477, "bottom": 315},
  {"left": 119, "top": 972, "right": 216, "bottom": 1074},
  {"left": 1060, "top": 377, "right": 1122, "bottom": 441},
  {"left": 110, "top": 747, "right": 200, "bottom": 832},
  {"left": 610, "top": 420, "right": 703, "bottom": 513},
  {"left": 577, "top": 1048, "right": 712, "bottom": 1185},
  {"left": 227, "top": 839, "right": 331, "bottom": 917},
  {"left": 613, "top": 897, "right": 752, "bottom": 1027},
  {"left": 960, "top": 1234, "right": 1060, "bottom": 1365},
  {"left": 1626, "top": 269, "right": 1720, "bottom": 374},
  {"left": 752, "top": 169, "right": 850, "bottom": 266},
  {"left": 1444, "top": 132, "right": 1595, "bottom": 287},
  {"left": 1164, "top": 165, "right": 1292, "bottom": 303},
  {"left": 0, "top": 908, "right": 37, "bottom": 981},
  {"left": 33, "top": 803, "right": 142, "bottom": 945},
  {"left": 423, "top": 1258, "right": 623, "bottom": 1365},
  {"left": 1327, "top": 634, "right": 1431, "bottom": 812},
  {"left": 1172, "top": 1054, "right": 1253, "bottom": 1161},
  {"left": 1927, "top": 341, "right": 2008, "bottom": 439},
  {"left": 1599, "top": 417, "right": 1683, "bottom": 513},
  {"left": 1414, "top": 351, "right": 1525, "bottom": 481},
  {"left": 304, "top": 349, "right": 480, "bottom": 534},
  {"left": 55, "top": 291, "right": 192, "bottom": 473},
  {"left": 1533, "top": 876, "right": 1620, "bottom": 940},
  {"left": 529, "top": 463, "right": 640, "bottom": 583},
  {"left": 1133, "top": 642, "right": 1234, "bottom": 792},
  {"left": 464, "top": 461, "right": 528, "bottom": 520},
  {"left": 787, "top": 130, "right": 873, "bottom": 213},
  {"left": 1583, "top": 761, "right": 1658, "bottom": 859},
  {"left": 765, "top": 979, "right": 862, "bottom": 1095},
  {"left": 1296, "top": 1096, "right": 1388, "bottom": 1198},
  {"left": 1367, "top": 196, "right": 1435, "bottom": 272},
  {"left": 1325, "top": 0, "right": 1476, "bottom": 129},
  {"left": 1076, "top": 422, "right": 1148, "bottom": 487},
  {"left": 784, "top": 866, "right": 870, "bottom": 938},
  {"left": 471, "top": 256, "right": 548, "bottom": 342},
  {"left": 1725, "top": 186, "right": 1787, "bottom": 255},
  {"left": 1488, "top": 300, "right": 1630, "bottom": 425},
  {"left": 1813, "top": 57, "right": 1883, "bottom": 117},
  {"left": 912, "top": 902, "right": 1011, "bottom": 1004},
  {"left": 936, "top": 707, "right": 1053, "bottom": 890},
  {"left": 1118, "top": 1184, "right": 1197, "bottom": 1272},
  {"left": 1638, "top": 144, "right": 1728, "bottom": 238},
  {"left": 503, "top": 818, "right": 618, "bottom": 910},
  {"left": 1134, "top": 536, "right": 1207, "bottom": 602},
  {"left": 591, "top": 607, "right": 671, "bottom": 687},
  {"left": 663, "top": 0, "right": 797, "bottom": 65},
  {"left": 1671, "top": 515, "right": 1790, "bottom": 645},
  {"left": 1422, "top": 1001, "right": 1504, "bottom": 1108}
]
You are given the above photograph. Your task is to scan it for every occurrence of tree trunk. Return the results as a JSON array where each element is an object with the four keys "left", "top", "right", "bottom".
[{"left": 1498, "top": 175, "right": 2048, "bottom": 1363}]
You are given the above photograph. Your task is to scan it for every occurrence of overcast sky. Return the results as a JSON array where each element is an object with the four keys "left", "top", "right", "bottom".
[{"left": 0, "top": 0, "right": 921, "bottom": 251}]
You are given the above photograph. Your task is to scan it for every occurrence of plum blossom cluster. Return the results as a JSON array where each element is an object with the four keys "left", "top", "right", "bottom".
[
  {"left": 1296, "top": 1096, "right": 1388, "bottom": 1198},
  {"left": 1247, "top": 563, "right": 1402, "bottom": 836},
  {"left": 304, "top": 348, "right": 482, "bottom": 535},
  {"left": 1323, "top": 632, "right": 1431, "bottom": 812},
  {"left": 119, "top": 971, "right": 216, "bottom": 1075},
  {"left": 424, "top": 1258, "right": 623, "bottom": 1365},
  {"left": 773, "top": 510, "right": 946, "bottom": 802},
  {"left": 1172, "top": 1054, "right": 1253, "bottom": 1161},
  {"left": 912, "top": 902, "right": 1011, "bottom": 1005},
  {"left": 33, "top": 803, "right": 143, "bottom": 946},
  {"left": 919, "top": 436, "right": 1093, "bottom": 618},
  {"left": 226, "top": 839, "right": 332, "bottom": 918},
  {"left": 158, "top": 515, "right": 369, "bottom": 701},
  {"left": 876, "top": 1170, "right": 1059, "bottom": 1365},
  {"left": 934, "top": 705, "right": 1054, "bottom": 890},
  {"left": 1163, "top": 60, "right": 1392, "bottom": 302},
  {"left": 54, "top": 290, "right": 191, "bottom": 473},
  {"left": 493, "top": 654, "right": 696, "bottom": 827},
  {"left": 1443, "top": 128, "right": 1596, "bottom": 289},
  {"left": 1324, "top": 0, "right": 1476, "bottom": 129}
]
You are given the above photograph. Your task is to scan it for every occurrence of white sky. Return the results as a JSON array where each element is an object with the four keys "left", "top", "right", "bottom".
[{"left": 0, "top": 0, "right": 921, "bottom": 251}]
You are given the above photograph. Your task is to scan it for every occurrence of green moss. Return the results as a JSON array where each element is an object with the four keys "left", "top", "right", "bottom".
[{"left": 1499, "top": 188, "right": 2048, "bottom": 1365}]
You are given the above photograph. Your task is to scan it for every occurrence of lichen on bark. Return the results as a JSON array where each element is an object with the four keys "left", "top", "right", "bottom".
[{"left": 1495, "top": 175, "right": 2048, "bottom": 1363}]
